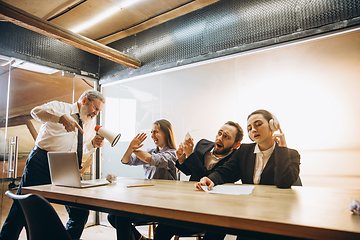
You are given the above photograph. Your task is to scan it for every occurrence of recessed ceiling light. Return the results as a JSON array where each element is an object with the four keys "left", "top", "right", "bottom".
[{"left": 12, "top": 60, "right": 59, "bottom": 74}]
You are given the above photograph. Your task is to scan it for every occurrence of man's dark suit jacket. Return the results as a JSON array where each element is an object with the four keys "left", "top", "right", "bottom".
[
  {"left": 176, "top": 139, "right": 236, "bottom": 181},
  {"left": 208, "top": 143, "right": 301, "bottom": 188}
]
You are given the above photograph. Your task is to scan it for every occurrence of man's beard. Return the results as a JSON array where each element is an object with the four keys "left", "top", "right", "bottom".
[
  {"left": 214, "top": 144, "right": 233, "bottom": 156},
  {"left": 79, "top": 104, "right": 93, "bottom": 124}
]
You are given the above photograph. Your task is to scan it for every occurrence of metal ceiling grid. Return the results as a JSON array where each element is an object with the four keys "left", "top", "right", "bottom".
[
  {"left": 100, "top": 0, "right": 360, "bottom": 84},
  {"left": 0, "top": 22, "right": 100, "bottom": 78}
]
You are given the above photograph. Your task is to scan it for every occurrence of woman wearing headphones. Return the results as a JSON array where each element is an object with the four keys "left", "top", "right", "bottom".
[{"left": 196, "top": 109, "right": 301, "bottom": 190}]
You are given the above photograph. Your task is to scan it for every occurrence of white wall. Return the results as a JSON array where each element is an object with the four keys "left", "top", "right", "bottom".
[{"left": 101, "top": 28, "right": 360, "bottom": 188}]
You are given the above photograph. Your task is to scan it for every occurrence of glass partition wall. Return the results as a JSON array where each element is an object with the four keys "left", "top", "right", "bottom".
[{"left": 0, "top": 57, "right": 12, "bottom": 227}]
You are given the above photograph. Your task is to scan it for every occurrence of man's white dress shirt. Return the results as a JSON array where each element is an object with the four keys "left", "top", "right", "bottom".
[{"left": 31, "top": 100, "right": 96, "bottom": 156}]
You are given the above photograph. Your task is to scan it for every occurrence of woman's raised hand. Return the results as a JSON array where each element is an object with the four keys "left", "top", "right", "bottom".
[
  {"left": 129, "top": 133, "right": 147, "bottom": 151},
  {"left": 272, "top": 127, "right": 287, "bottom": 147}
]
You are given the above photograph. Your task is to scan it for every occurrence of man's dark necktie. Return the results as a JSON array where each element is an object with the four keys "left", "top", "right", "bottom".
[{"left": 76, "top": 113, "right": 83, "bottom": 169}]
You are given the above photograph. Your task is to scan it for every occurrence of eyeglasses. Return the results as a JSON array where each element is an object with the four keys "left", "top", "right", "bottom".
[{"left": 87, "top": 98, "right": 101, "bottom": 113}]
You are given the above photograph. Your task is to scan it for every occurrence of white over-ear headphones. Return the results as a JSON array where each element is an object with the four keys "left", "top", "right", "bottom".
[{"left": 269, "top": 113, "right": 280, "bottom": 132}]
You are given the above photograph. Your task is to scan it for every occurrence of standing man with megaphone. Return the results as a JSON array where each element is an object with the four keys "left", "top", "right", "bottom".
[{"left": 0, "top": 90, "right": 105, "bottom": 240}]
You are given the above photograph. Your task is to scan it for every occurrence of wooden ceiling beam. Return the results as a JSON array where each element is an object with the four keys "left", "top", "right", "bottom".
[
  {"left": 97, "top": 0, "right": 221, "bottom": 45},
  {"left": 0, "top": 1, "right": 141, "bottom": 69}
]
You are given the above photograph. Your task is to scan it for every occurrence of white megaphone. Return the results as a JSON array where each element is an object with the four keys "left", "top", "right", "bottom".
[{"left": 95, "top": 125, "right": 121, "bottom": 147}]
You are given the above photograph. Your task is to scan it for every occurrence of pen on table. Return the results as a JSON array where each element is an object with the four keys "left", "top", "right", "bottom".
[{"left": 127, "top": 184, "right": 154, "bottom": 188}]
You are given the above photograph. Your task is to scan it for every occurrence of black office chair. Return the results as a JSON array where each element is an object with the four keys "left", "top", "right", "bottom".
[
  {"left": 5, "top": 190, "right": 72, "bottom": 240},
  {"left": 133, "top": 221, "right": 157, "bottom": 238}
]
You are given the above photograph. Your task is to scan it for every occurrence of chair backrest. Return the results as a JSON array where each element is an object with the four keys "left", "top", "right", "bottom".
[{"left": 5, "top": 190, "right": 72, "bottom": 240}]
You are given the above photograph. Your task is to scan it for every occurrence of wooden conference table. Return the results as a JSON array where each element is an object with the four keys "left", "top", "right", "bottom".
[{"left": 22, "top": 177, "right": 360, "bottom": 239}]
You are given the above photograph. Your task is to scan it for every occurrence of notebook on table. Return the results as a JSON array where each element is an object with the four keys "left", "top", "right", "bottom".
[{"left": 47, "top": 151, "right": 108, "bottom": 188}]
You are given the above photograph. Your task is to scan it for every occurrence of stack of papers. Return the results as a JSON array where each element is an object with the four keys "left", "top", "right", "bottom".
[{"left": 201, "top": 185, "right": 255, "bottom": 195}]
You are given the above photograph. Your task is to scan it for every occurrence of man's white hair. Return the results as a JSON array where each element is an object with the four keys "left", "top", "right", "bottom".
[{"left": 78, "top": 90, "right": 105, "bottom": 103}]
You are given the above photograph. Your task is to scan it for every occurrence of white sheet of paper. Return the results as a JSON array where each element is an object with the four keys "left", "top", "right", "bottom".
[
  {"left": 201, "top": 185, "right": 255, "bottom": 195},
  {"left": 184, "top": 131, "right": 192, "bottom": 141}
]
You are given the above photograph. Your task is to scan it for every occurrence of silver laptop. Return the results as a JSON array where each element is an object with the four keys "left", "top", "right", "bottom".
[{"left": 47, "top": 151, "right": 108, "bottom": 188}]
